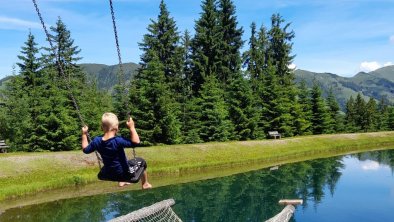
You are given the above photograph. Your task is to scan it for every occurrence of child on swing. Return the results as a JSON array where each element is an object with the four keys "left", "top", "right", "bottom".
[{"left": 82, "top": 112, "right": 152, "bottom": 189}]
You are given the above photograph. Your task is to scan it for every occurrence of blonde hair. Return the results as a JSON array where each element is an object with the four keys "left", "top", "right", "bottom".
[{"left": 101, "top": 112, "right": 119, "bottom": 132}]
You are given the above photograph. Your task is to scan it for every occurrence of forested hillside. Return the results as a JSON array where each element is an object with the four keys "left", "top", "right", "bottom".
[
  {"left": 79, "top": 63, "right": 139, "bottom": 91},
  {"left": 295, "top": 66, "right": 394, "bottom": 109},
  {"left": 1, "top": 0, "right": 394, "bottom": 151}
]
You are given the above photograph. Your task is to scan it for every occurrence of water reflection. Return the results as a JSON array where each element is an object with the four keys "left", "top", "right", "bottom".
[{"left": 1, "top": 149, "right": 394, "bottom": 222}]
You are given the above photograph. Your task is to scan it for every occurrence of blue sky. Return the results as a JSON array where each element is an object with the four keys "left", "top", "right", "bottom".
[{"left": 1, "top": 0, "right": 394, "bottom": 79}]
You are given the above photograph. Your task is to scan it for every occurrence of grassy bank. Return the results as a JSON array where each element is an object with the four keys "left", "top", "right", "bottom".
[{"left": 1, "top": 131, "right": 394, "bottom": 202}]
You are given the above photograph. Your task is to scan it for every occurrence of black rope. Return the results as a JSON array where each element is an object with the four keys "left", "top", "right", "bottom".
[
  {"left": 108, "top": 0, "right": 137, "bottom": 161},
  {"left": 109, "top": 0, "right": 126, "bottom": 85},
  {"left": 32, "top": 0, "right": 102, "bottom": 169}
]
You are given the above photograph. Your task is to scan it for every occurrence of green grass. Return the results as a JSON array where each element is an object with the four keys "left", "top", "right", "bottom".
[{"left": 1, "top": 131, "right": 394, "bottom": 202}]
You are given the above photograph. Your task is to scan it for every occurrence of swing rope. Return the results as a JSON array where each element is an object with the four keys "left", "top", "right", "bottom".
[
  {"left": 32, "top": 0, "right": 103, "bottom": 169},
  {"left": 108, "top": 0, "right": 138, "bottom": 162}
]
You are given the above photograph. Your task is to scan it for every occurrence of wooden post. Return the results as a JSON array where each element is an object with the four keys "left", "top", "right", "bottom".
[{"left": 278, "top": 199, "right": 303, "bottom": 206}]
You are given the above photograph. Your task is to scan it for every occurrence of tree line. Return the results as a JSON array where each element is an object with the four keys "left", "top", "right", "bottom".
[{"left": 1, "top": 0, "right": 394, "bottom": 151}]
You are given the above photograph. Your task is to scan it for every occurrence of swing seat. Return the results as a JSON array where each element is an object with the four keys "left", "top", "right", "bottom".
[{"left": 98, "top": 160, "right": 146, "bottom": 183}]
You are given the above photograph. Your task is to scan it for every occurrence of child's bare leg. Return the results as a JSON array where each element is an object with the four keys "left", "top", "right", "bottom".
[{"left": 141, "top": 171, "right": 152, "bottom": 189}]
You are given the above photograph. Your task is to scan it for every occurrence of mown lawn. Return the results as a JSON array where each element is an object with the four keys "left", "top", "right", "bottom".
[{"left": 1, "top": 131, "right": 394, "bottom": 201}]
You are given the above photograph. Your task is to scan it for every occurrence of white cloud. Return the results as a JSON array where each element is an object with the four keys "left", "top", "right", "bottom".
[
  {"left": 361, "top": 160, "right": 380, "bottom": 171},
  {"left": 384, "top": 62, "right": 393, "bottom": 66},
  {"left": 390, "top": 35, "right": 394, "bottom": 44},
  {"left": 360, "top": 61, "right": 381, "bottom": 72},
  {"left": 288, "top": 63, "right": 297, "bottom": 70},
  {"left": 359, "top": 61, "right": 394, "bottom": 72},
  {"left": 0, "top": 16, "right": 41, "bottom": 30}
]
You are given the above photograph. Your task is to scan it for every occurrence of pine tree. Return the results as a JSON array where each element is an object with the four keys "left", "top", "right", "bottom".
[
  {"left": 354, "top": 93, "right": 366, "bottom": 131},
  {"left": 2, "top": 74, "right": 31, "bottom": 151},
  {"left": 326, "top": 87, "right": 341, "bottom": 133},
  {"left": 365, "top": 98, "right": 378, "bottom": 132},
  {"left": 130, "top": 52, "right": 181, "bottom": 145},
  {"left": 243, "top": 23, "right": 269, "bottom": 135},
  {"left": 377, "top": 96, "right": 389, "bottom": 130},
  {"left": 139, "top": 0, "right": 183, "bottom": 90},
  {"left": 16, "top": 33, "right": 42, "bottom": 150},
  {"left": 216, "top": 0, "right": 243, "bottom": 84},
  {"left": 180, "top": 30, "right": 201, "bottom": 143},
  {"left": 42, "top": 18, "right": 102, "bottom": 150},
  {"left": 295, "top": 80, "right": 312, "bottom": 135},
  {"left": 227, "top": 73, "right": 262, "bottom": 140},
  {"left": 198, "top": 75, "right": 233, "bottom": 142},
  {"left": 345, "top": 96, "right": 358, "bottom": 132},
  {"left": 191, "top": 0, "right": 221, "bottom": 93},
  {"left": 17, "top": 32, "right": 41, "bottom": 89},
  {"left": 387, "top": 107, "right": 394, "bottom": 130},
  {"left": 310, "top": 81, "right": 329, "bottom": 134},
  {"left": 266, "top": 14, "right": 297, "bottom": 136}
]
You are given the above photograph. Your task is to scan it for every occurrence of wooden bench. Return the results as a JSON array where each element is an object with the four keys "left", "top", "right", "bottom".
[
  {"left": 268, "top": 131, "right": 281, "bottom": 139},
  {"left": 0, "top": 140, "right": 9, "bottom": 153}
]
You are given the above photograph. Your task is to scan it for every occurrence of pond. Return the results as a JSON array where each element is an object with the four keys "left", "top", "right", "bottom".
[{"left": 1, "top": 149, "right": 394, "bottom": 222}]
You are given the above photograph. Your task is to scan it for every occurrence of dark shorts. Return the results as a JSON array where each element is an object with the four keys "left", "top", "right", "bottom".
[{"left": 98, "top": 157, "right": 147, "bottom": 182}]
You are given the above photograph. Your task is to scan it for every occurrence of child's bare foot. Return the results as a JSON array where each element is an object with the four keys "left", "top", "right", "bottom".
[
  {"left": 118, "top": 182, "right": 131, "bottom": 187},
  {"left": 142, "top": 182, "right": 152, "bottom": 190}
]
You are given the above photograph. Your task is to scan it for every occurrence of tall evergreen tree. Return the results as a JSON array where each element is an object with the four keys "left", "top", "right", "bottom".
[
  {"left": 326, "top": 87, "right": 341, "bottom": 133},
  {"left": 227, "top": 72, "right": 262, "bottom": 140},
  {"left": 387, "top": 107, "right": 394, "bottom": 130},
  {"left": 266, "top": 14, "right": 298, "bottom": 136},
  {"left": 365, "top": 98, "right": 378, "bottom": 132},
  {"left": 139, "top": 0, "right": 183, "bottom": 89},
  {"left": 354, "top": 93, "right": 366, "bottom": 131},
  {"left": 197, "top": 75, "right": 233, "bottom": 142},
  {"left": 17, "top": 32, "right": 41, "bottom": 89},
  {"left": 132, "top": 0, "right": 183, "bottom": 144},
  {"left": 345, "top": 96, "right": 358, "bottom": 132},
  {"left": 377, "top": 96, "right": 389, "bottom": 130},
  {"left": 295, "top": 80, "right": 312, "bottom": 135},
  {"left": 216, "top": 0, "right": 243, "bottom": 84},
  {"left": 130, "top": 52, "right": 181, "bottom": 145},
  {"left": 310, "top": 81, "right": 329, "bottom": 134},
  {"left": 191, "top": 0, "right": 221, "bottom": 93}
]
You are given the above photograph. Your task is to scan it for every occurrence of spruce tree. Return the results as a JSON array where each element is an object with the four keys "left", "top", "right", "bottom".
[
  {"left": 227, "top": 72, "right": 262, "bottom": 140},
  {"left": 191, "top": 0, "right": 221, "bottom": 93},
  {"left": 345, "top": 96, "right": 357, "bottom": 132},
  {"left": 365, "top": 98, "right": 377, "bottom": 132},
  {"left": 139, "top": 0, "right": 183, "bottom": 90},
  {"left": 17, "top": 32, "right": 41, "bottom": 89},
  {"left": 310, "top": 81, "right": 329, "bottom": 134},
  {"left": 326, "top": 87, "right": 341, "bottom": 133},
  {"left": 354, "top": 93, "right": 366, "bottom": 131},
  {"left": 377, "top": 96, "right": 389, "bottom": 130},
  {"left": 16, "top": 33, "right": 42, "bottom": 150},
  {"left": 130, "top": 52, "right": 181, "bottom": 145},
  {"left": 266, "top": 14, "right": 298, "bottom": 136},
  {"left": 2, "top": 74, "right": 31, "bottom": 151},
  {"left": 387, "top": 107, "right": 394, "bottom": 130},
  {"left": 198, "top": 75, "right": 233, "bottom": 142},
  {"left": 216, "top": 0, "right": 243, "bottom": 84},
  {"left": 295, "top": 80, "right": 312, "bottom": 135}
]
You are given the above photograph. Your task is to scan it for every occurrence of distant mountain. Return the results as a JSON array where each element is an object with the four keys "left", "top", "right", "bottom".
[
  {"left": 0, "top": 76, "right": 12, "bottom": 90},
  {"left": 80, "top": 62, "right": 139, "bottom": 91},
  {"left": 294, "top": 65, "right": 394, "bottom": 109},
  {"left": 1, "top": 63, "right": 394, "bottom": 110}
]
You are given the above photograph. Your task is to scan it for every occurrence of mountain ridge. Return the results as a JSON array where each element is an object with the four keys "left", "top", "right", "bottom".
[{"left": 1, "top": 63, "right": 394, "bottom": 109}]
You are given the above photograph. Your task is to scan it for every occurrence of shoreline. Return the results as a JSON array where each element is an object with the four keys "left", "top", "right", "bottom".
[{"left": 1, "top": 131, "right": 394, "bottom": 210}]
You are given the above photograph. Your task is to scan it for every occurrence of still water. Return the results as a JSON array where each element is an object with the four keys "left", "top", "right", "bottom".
[{"left": 1, "top": 149, "right": 394, "bottom": 222}]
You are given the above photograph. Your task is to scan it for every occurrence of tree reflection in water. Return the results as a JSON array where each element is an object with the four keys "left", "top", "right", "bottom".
[{"left": 2, "top": 149, "right": 394, "bottom": 222}]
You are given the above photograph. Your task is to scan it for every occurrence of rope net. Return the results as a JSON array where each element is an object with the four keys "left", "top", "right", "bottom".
[
  {"left": 265, "top": 205, "right": 295, "bottom": 222},
  {"left": 109, "top": 199, "right": 182, "bottom": 222}
]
